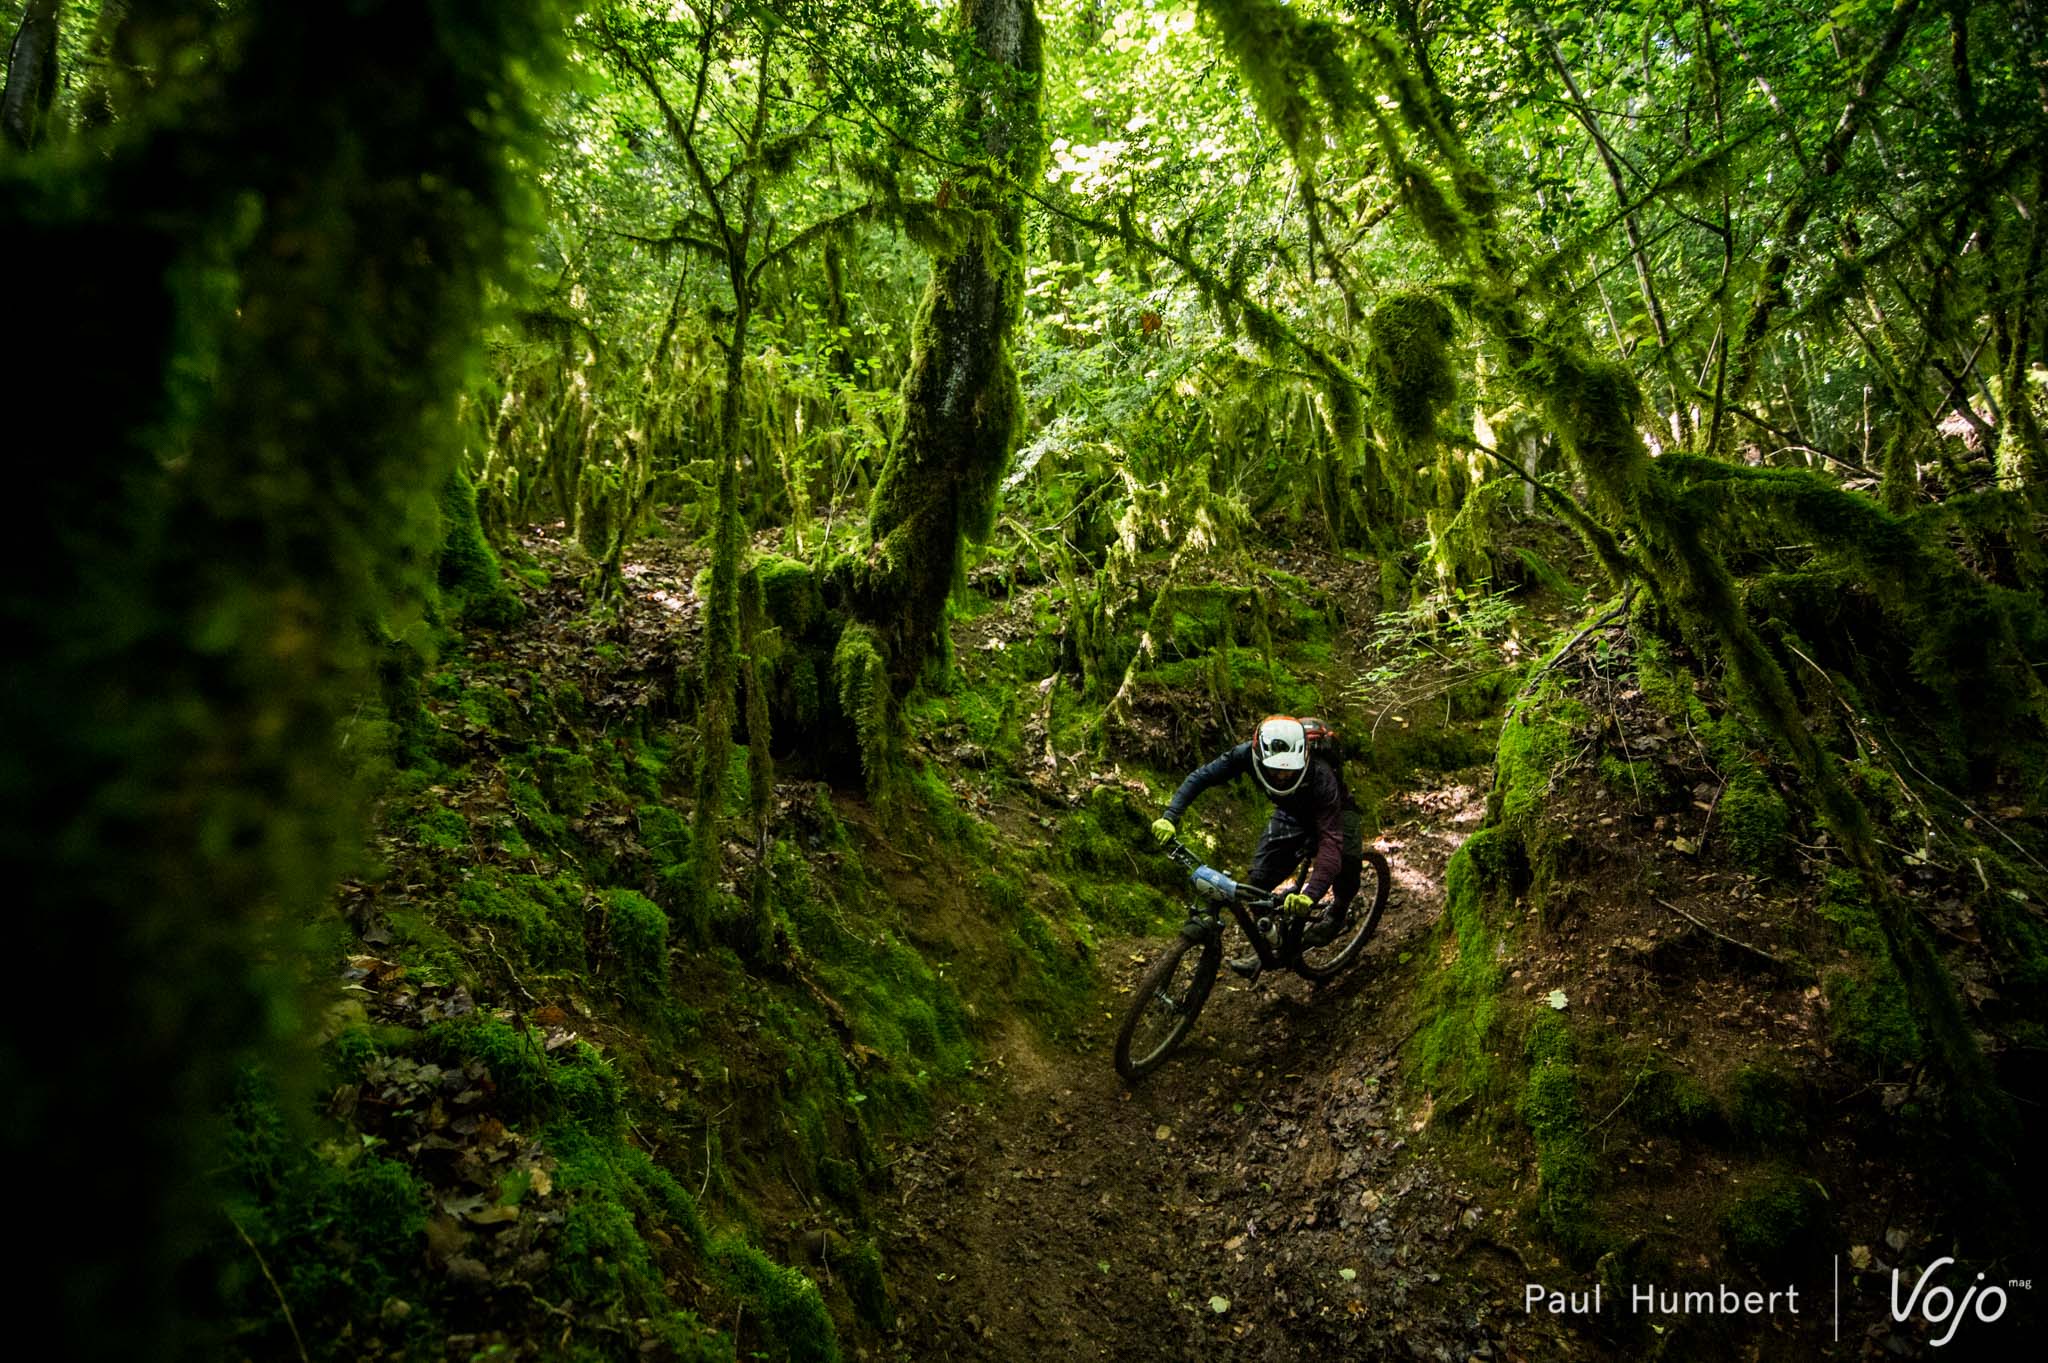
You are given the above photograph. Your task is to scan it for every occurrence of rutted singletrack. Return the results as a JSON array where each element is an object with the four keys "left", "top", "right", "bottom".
[{"left": 877, "top": 773, "right": 1577, "bottom": 1362}]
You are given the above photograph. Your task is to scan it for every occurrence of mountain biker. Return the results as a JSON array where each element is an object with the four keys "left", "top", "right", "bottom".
[{"left": 1150, "top": 714, "right": 1363, "bottom": 970}]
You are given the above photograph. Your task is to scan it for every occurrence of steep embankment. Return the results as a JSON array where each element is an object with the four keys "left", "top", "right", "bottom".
[{"left": 227, "top": 506, "right": 1524, "bottom": 1362}]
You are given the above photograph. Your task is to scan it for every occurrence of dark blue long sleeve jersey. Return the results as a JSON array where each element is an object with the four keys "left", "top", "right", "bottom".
[{"left": 1164, "top": 741, "right": 1347, "bottom": 901}]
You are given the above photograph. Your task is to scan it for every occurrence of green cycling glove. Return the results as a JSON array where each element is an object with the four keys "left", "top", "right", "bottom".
[
  {"left": 1283, "top": 892, "right": 1314, "bottom": 916},
  {"left": 1150, "top": 817, "right": 1177, "bottom": 845}
]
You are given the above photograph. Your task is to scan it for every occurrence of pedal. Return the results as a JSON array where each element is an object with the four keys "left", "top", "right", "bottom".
[{"left": 1227, "top": 955, "right": 1263, "bottom": 982}]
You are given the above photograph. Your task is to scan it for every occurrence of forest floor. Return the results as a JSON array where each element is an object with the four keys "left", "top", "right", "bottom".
[{"left": 874, "top": 771, "right": 1576, "bottom": 1363}]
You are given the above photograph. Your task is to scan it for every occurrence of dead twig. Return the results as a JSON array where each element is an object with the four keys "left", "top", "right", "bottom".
[
  {"left": 1511, "top": 588, "right": 1637, "bottom": 710},
  {"left": 1655, "top": 897, "right": 1806, "bottom": 975},
  {"left": 1589, "top": 1066, "right": 1651, "bottom": 1136},
  {"left": 1695, "top": 775, "right": 1730, "bottom": 858},
  {"left": 227, "top": 1211, "right": 310, "bottom": 1363},
  {"left": 1370, "top": 1017, "right": 1427, "bottom": 1070},
  {"left": 783, "top": 1158, "right": 815, "bottom": 1213},
  {"left": 476, "top": 923, "right": 539, "bottom": 1007}
]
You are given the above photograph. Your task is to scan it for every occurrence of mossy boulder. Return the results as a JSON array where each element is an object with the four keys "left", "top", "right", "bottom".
[
  {"left": 1720, "top": 1168, "right": 1830, "bottom": 1272},
  {"left": 606, "top": 888, "right": 669, "bottom": 1004},
  {"left": 758, "top": 553, "right": 821, "bottom": 636},
  {"left": 423, "top": 1016, "right": 624, "bottom": 1135},
  {"left": 438, "top": 465, "right": 523, "bottom": 627},
  {"left": 547, "top": 1124, "right": 716, "bottom": 1348},
  {"left": 709, "top": 1237, "right": 840, "bottom": 1363},
  {"left": 457, "top": 873, "right": 588, "bottom": 971},
  {"left": 1056, "top": 785, "right": 1150, "bottom": 877},
  {"left": 1416, "top": 826, "right": 1516, "bottom": 1095},
  {"left": 406, "top": 801, "right": 470, "bottom": 852}
]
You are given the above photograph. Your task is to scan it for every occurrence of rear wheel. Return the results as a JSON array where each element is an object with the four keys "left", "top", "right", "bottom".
[
  {"left": 1114, "top": 933, "right": 1221, "bottom": 1082},
  {"left": 1295, "top": 849, "right": 1391, "bottom": 982}
]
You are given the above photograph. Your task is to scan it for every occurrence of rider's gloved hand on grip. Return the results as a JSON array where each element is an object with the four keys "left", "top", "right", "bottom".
[
  {"left": 1150, "top": 817, "right": 1177, "bottom": 845},
  {"left": 1283, "top": 892, "right": 1314, "bottom": 916}
]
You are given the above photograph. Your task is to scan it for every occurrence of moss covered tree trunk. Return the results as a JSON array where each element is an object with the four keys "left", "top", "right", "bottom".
[
  {"left": 840, "top": 0, "right": 1042, "bottom": 766},
  {"left": 682, "top": 18, "right": 774, "bottom": 930},
  {"left": 0, "top": 4, "right": 550, "bottom": 1355},
  {"left": 689, "top": 286, "right": 754, "bottom": 930}
]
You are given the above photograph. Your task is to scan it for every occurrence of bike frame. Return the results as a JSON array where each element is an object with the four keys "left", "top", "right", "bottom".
[{"left": 1162, "top": 838, "right": 1310, "bottom": 971}]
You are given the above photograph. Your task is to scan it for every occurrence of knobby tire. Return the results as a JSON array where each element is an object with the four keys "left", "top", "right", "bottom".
[
  {"left": 1114, "top": 933, "right": 1220, "bottom": 1082},
  {"left": 1295, "top": 849, "right": 1391, "bottom": 983}
]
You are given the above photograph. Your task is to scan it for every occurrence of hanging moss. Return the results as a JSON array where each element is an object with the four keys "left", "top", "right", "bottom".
[
  {"left": 1365, "top": 291, "right": 1458, "bottom": 457},
  {"left": 1195, "top": 0, "right": 1362, "bottom": 173}
]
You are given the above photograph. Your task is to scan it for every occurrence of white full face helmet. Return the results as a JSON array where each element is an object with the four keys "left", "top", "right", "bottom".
[{"left": 1252, "top": 715, "right": 1308, "bottom": 796}]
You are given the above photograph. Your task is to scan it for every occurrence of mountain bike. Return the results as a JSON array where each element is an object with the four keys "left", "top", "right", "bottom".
[{"left": 1113, "top": 837, "right": 1391, "bottom": 1082}]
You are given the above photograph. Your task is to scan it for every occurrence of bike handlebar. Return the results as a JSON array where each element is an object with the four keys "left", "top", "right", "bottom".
[{"left": 1159, "top": 838, "right": 1280, "bottom": 910}]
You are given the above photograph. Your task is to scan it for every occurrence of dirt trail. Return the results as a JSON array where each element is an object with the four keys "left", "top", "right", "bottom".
[{"left": 877, "top": 773, "right": 1575, "bottom": 1363}]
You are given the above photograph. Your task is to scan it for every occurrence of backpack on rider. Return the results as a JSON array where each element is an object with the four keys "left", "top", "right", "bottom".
[{"left": 1296, "top": 715, "right": 1355, "bottom": 808}]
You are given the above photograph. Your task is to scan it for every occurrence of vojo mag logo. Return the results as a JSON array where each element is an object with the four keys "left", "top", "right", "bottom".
[{"left": 1889, "top": 1257, "right": 2019, "bottom": 1349}]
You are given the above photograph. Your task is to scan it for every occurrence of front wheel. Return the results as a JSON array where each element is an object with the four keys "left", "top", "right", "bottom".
[
  {"left": 1295, "top": 849, "right": 1391, "bottom": 983},
  {"left": 1114, "top": 932, "right": 1221, "bottom": 1082}
]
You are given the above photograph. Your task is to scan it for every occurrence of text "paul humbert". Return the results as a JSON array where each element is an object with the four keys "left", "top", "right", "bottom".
[{"left": 1524, "top": 1282, "right": 1801, "bottom": 1316}]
